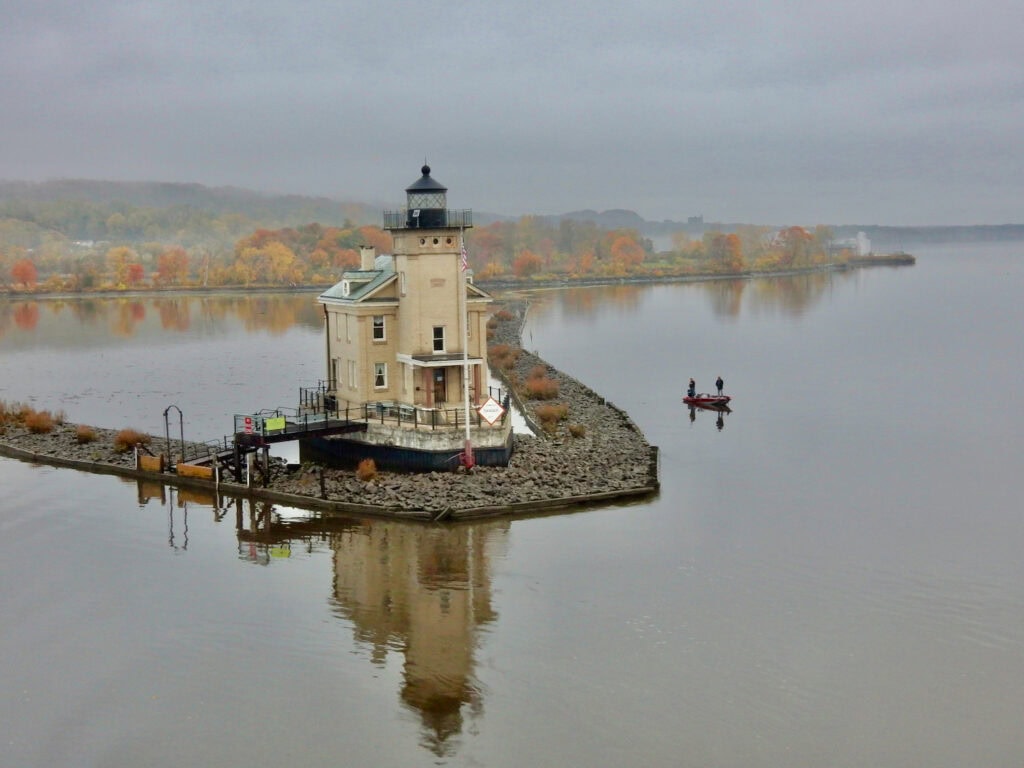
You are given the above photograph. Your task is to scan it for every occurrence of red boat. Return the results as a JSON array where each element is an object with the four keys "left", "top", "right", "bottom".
[{"left": 683, "top": 394, "right": 731, "bottom": 407}]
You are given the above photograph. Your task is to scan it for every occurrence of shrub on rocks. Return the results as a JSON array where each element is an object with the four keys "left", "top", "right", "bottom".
[
  {"left": 114, "top": 428, "right": 151, "bottom": 453},
  {"left": 523, "top": 364, "right": 560, "bottom": 399},
  {"left": 568, "top": 423, "right": 587, "bottom": 438},
  {"left": 489, "top": 344, "right": 522, "bottom": 371},
  {"left": 0, "top": 400, "right": 31, "bottom": 426},
  {"left": 76, "top": 425, "right": 98, "bottom": 444},
  {"left": 356, "top": 458, "right": 378, "bottom": 482},
  {"left": 535, "top": 403, "right": 568, "bottom": 433},
  {"left": 24, "top": 409, "right": 55, "bottom": 434}
]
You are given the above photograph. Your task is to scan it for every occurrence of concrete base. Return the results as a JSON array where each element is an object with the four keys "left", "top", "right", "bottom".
[{"left": 300, "top": 423, "right": 514, "bottom": 471}]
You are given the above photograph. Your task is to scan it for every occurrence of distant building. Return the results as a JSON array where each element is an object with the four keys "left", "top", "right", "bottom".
[
  {"left": 856, "top": 231, "right": 871, "bottom": 256},
  {"left": 832, "top": 231, "right": 872, "bottom": 256}
]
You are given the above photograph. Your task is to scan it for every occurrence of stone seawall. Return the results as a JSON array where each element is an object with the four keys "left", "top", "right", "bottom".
[{"left": 0, "top": 300, "right": 658, "bottom": 521}]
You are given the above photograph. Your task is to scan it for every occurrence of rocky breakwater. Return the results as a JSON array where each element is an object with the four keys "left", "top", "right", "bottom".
[
  {"left": 270, "top": 299, "right": 659, "bottom": 517},
  {"left": 0, "top": 422, "right": 206, "bottom": 472},
  {"left": 0, "top": 300, "right": 658, "bottom": 520}
]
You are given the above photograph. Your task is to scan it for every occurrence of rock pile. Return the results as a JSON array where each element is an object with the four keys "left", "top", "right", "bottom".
[
  {"left": 270, "top": 299, "right": 657, "bottom": 514},
  {"left": 0, "top": 424, "right": 199, "bottom": 468}
]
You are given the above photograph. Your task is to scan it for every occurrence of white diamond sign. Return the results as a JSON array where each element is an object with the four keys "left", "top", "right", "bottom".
[{"left": 477, "top": 396, "right": 506, "bottom": 426}]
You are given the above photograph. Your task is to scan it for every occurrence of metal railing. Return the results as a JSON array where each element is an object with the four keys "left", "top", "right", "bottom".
[
  {"left": 381, "top": 209, "right": 473, "bottom": 230},
  {"left": 296, "top": 383, "right": 511, "bottom": 431}
]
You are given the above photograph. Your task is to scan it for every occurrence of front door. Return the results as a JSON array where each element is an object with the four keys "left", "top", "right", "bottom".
[{"left": 433, "top": 369, "right": 446, "bottom": 405}]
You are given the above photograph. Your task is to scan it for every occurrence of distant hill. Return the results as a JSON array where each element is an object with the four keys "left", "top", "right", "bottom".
[
  {"left": 2, "top": 179, "right": 1022, "bottom": 249},
  {"left": 542, "top": 208, "right": 649, "bottom": 229},
  {"left": 0, "top": 179, "right": 380, "bottom": 226}
]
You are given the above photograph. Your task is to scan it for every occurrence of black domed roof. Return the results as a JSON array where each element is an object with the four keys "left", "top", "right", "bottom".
[{"left": 406, "top": 164, "right": 447, "bottom": 194}]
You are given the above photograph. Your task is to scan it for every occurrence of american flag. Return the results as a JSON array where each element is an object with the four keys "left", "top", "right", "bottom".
[{"left": 460, "top": 237, "right": 468, "bottom": 272}]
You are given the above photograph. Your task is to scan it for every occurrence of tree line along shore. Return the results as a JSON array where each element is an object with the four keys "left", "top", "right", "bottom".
[{"left": 2, "top": 208, "right": 913, "bottom": 296}]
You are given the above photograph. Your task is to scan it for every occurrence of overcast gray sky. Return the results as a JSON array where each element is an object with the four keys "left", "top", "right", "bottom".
[{"left": 1, "top": 0, "right": 1021, "bottom": 225}]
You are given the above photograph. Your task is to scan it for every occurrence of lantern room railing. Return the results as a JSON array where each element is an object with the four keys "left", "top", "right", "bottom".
[{"left": 382, "top": 209, "right": 473, "bottom": 230}]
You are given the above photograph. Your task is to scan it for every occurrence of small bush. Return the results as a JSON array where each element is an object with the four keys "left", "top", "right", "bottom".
[
  {"left": 494, "top": 309, "right": 515, "bottom": 322},
  {"left": 488, "top": 343, "right": 522, "bottom": 371},
  {"left": 356, "top": 458, "right": 378, "bottom": 482},
  {"left": 523, "top": 376, "right": 560, "bottom": 400},
  {"left": 527, "top": 365, "right": 548, "bottom": 380},
  {"left": 568, "top": 423, "right": 587, "bottom": 438},
  {"left": 52, "top": 409, "right": 67, "bottom": 426},
  {"left": 535, "top": 403, "right": 569, "bottom": 433},
  {"left": 24, "top": 409, "right": 55, "bottom": 434},
  {"left": 114, "top": 428, "right": 151, "bottom": 453},
  {"left": 76, "top": 425, "right": 98, "bottom": 444},
  {"left": 11, "top": 402, "right": 33, "bottom": 423}
]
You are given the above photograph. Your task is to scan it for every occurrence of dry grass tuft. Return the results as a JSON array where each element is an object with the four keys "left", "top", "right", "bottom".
[
  {"left": 522, "top": 364, "right": 560, "bottom": 399},
  {"left": 114, "top": 428, "right": 151, "bottom": 453},
  {"left": 76, "top": 425, "right": 98, "bottom": 444},
  {"left": 535, "top": 403, "right": 569, "bottom": 433},
  {"left": 24, "top": 409, "right": 55, "bottom": 434},
  {"left": 356, "top": 458, "right": 378, "bottom": 482},
  {"left": 568, "top": 423, "right": 587, "bottom": 438},
  {"left": 488, "top": 343, "right": 522, "bottom": 371}
]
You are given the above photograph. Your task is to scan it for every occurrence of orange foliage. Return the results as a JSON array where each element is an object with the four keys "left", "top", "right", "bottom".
[
  {"left": 13, "top": 303, "right": 39, "bottom": 330},
  {"left": 126, "top": 263, "right": 145, "bottom": 285},
  {"left": 156, "top": 247, "right": 190, "bottom": 285},
  {"left": 512, "top": 249, "right": 543, "bottom": 278},
  {"left": 357, "top": 226, "right": 392, "bottom": 254},
  {"left": 609, "top": 234, "right": 645, "bottom": 271},
  {"left": 11, "top": 258, "right": 38, "bottom": 287}
]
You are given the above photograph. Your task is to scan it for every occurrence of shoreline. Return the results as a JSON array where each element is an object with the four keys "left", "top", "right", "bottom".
[
  {"left": 0, "top": 302, "right": 659, "bottom": 522},
  {"left": 0, "top": 254, "right": 915, "bottom": 302}
]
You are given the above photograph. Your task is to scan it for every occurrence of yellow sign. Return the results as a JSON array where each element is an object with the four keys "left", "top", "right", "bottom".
[{"left": 265, "top": 416, "right": 286, "bottom": 433}]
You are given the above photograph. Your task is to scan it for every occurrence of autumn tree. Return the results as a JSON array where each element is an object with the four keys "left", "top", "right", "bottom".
[
  {"left": 705, "top": 233, "right": 745, "bottom": 272},
  {"left": 156, "top": 247, "right": 190, "bottom": 285},
  {"left": 106, "top": 246, "right": 138, "bottom": 287},
  {"left": 126, "top": 263, "right": 146, "bottom": 286},
  {"left": 609, "top": 233, "right": 645, "bottom": 273},
  {"left": 512, "top": 249, "right": 543, "bottom": 278},
  {"left": 11, "top": 258, "right": 38, "bottom": 287},
  {"left": 775, "top": 226, "right": 815, "bottom": 267},
  {"left": 357, "top": 226, "right": 392, "bottom": 255}
]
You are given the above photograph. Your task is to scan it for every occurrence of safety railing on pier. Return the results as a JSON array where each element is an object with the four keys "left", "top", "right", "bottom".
[{"left": 298, "top": 382, "right": 511, "bottom": 431}]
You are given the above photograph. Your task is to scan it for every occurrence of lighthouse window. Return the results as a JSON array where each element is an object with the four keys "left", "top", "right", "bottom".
[
  {"left": 374, "top": 363, "right": 387, "bottom": 389},
  {"left": 433, "top": 326, "right": 445, "bottom": 352},
  {"left": 372, "top": 315, "right": 385, "bottom": 341}
]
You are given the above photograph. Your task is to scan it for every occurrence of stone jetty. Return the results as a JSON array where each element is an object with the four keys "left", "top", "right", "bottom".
[{"left": 0, "top": 300, "right": 658, "bottom": 520}]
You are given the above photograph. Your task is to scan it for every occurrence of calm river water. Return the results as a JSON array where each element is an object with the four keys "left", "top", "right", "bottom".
[{"left": 1, "top": 243, "right": 1022, "bottom": 767}]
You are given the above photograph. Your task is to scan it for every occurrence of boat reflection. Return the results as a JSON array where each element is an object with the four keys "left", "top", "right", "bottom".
[{"left": 687, "top": 403, "right": 731, "bottom": 431}]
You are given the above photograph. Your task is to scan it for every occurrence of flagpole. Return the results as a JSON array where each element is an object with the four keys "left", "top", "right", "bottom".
[{"left": 460, "top": 230, "right": 474, "bottom": 468}]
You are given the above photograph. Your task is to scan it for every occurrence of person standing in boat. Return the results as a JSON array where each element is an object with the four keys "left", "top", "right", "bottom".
[
  {"left": 687, "top": 378, "right": 696, "bottom": 398},
  {"left": 715, "top": 376, "right": 724, "bottom": 396}
]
